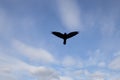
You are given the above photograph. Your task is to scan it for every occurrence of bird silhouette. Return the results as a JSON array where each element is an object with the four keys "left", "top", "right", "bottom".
[{"left": 52, "top": 31, "right": 79, "bottom": 45}]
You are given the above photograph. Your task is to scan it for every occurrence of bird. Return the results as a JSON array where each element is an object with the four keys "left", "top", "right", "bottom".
[{"left": 52, "top": 31, "right": 79, "bottom": 45}]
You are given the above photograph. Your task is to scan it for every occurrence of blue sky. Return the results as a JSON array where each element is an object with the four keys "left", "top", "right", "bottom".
[{"left": 0, "top": 0, "right": 120, "bottom": 80}]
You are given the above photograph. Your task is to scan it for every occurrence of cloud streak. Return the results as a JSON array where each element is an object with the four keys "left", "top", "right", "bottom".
[
  {"left": 109, "top": 56, "right": 120, "bottom": 70},
  {"left": 0, "top": 54, "right": 59, "bottom": 80},
  {"left": 12, "top": 39, "right": 55, "bottom": 63},
  {"left": 57, "top": 0, "right": 82, "bottom": 30}
]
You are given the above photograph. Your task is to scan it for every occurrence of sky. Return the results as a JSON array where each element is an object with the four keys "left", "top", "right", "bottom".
[{"left": 0, "top": 0, "right": 120, "bottom": 80}]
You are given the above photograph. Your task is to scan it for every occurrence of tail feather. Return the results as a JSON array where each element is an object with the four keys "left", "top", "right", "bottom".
[{"left": 63, "top": 39, "right": 66, "bottom": 45}]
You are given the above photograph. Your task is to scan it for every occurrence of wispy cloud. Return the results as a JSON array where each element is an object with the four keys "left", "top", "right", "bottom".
[
  {"left": 62, "top": 56, "right": 76, "bottom": 67},
  {"left": 30, "top": 66, "right": 59, "bottom": 80},
  {"left": 89, "top": 71, "right": 107, "bottom": 80},
  {"left": 85, "top": 49, "right": 106, "bottom": 67},
  {"left": 60, "top": 55, "right": 83, "bottom": 69},
  {"left": 12, "top": 39, "right": 55, "bottom": 63},
  {"left": 60, "top": 76, "right": 73, "bottom": 80},
  {"left": 109, "top": 55, "right": 120, "bottom": 70},
  {"left": 98, "top": 62, "right": 106, "bottom": 67},
  {"left": 0, "top": 54, "right": 59, "bottom": 80},
  {"left": 0, "top": 47, "right": 119, "bottom": 80},
  {"left": 0, "top": 54, "right": 30, "bottom": 80},
  {"left": 57, "top": 0, "right": 82, "bottom": 30},
  {"left": 57, "top": 0, "right": 120, "bottom": 37}
]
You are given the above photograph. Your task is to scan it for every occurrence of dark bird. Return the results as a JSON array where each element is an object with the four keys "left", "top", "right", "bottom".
[{"left": 52, "top": 31, "right": 79, "bottom": 45}]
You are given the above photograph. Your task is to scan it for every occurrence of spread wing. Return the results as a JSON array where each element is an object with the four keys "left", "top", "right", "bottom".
[
  {"left": 67, "top": 31, "right": 79, "bottom": 39},
  {"left": 52, "top": 32, "right": 64, "bottom": 39}
]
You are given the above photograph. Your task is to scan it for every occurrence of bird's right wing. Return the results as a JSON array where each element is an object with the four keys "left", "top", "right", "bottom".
[
  {"left": 67, "top": 31, "right": 79, "bottom": 39},
  {"left": 52, "top": 32, "right": 64, "bottom": 39}
]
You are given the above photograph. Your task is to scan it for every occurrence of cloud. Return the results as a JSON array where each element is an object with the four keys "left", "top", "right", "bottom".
[
  {"left": 71, "top": 70, "right": 89, "bottom": 80},
  {"left": 114, "top": 51, "right": 120, "bottom": 57},
  {"left": 109, "top": 74, "right": 120, "bottom": 80},
  {"left": 57, "top": 0, "right": 120, "bottom": 35},
  {"left": 0, "top": 74, "right": 17, "bottom": 80},
  {"left": 109, "top": 56, "right": 120, "bottom": 70},
  {"left": 58, "top": 68, "right": 109, "bottom": 80},
  {"left": 62, "top": 56, "right": 76, "bottom": 67},
  {"left": 12, "top": 39, "right": 55, "bottom": 63},
  {"left": 0, "top": 54, "right": 59, "bottom": 80},
  {"left": 0, "top": 54, "right": 29, "bottom": 80},
  {"left": 61, "top": 56, "right": 83, "bottom": 68},
  {"left": 60, "top": 76, "right": 73, "bottom": 80},
  {"left": 57, "top": 0, "right": 82, "bottom": 30},
  {"left": 98, "top": 62, "right": 106, "bottom": 67},
  {"left": 2, "top": 43, "right": 118, "bottom": 80},
  {"left": 86, "top": 49, "right": 102, "bottom": 66},
  {"left": 90, "top": 71, "right": 107, "bottom": 80},
  {"left": 86, "top": 49, "right": 112, "bottom": 68},
  {"left": 30, "top": 67, "right": 59, "bottom": 80}
]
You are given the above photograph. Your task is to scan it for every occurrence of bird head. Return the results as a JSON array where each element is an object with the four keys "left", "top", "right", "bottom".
[{"left": 64, "top": 33, "right": 67, "bottom": 35}]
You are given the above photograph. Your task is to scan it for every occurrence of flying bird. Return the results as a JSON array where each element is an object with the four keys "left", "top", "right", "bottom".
[{"left": 52, "top": 31, "right": 79, "bottom": 45}]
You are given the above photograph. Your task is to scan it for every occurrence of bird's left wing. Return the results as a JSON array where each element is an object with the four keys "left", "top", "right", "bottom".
[
  {"left": 52, "top": 32, "right": 64, "bottom": 39},
  {"left": 67, "top": 31, "right": 79, "bottom": 39}
]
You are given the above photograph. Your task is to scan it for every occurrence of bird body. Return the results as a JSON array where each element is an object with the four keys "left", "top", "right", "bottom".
[{"left": 52, "top": 31, "right": 79, "bottom": 45}]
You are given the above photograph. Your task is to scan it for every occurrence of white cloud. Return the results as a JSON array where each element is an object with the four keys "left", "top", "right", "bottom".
[
  {"left": 61, "top": 55, "right": 83, "bottom": 68},
  {"left": 12, "top": 39, "right": 55, "bottom": 63},
  {"left": 0, "top": 73, "right": 17, "bottom": 80},
  {"left": 109, "top": 75, "right": 120, "bottom": 80},
  {"left": 86, "top": 49, "right": 101, "bottom": 66},
  {"left": 90, "top": 71, "right": 107, "bottom": 80},
  {"left": 0, "top": 54, "right": 59, "bottom": 80},
  {"left": 62, "top": 56, "right": 76, "bottom": 67},
  {"left": 86, "top": 49, "right": 108, "bottom": 67},
  {"left": 57, "top": 0, "right": 120, "bottom": 35},
  {"left": 114, "top": 51, "right": 120, "bottom": 57},
  {"left": 30, "top": 67, "right": 59, "bottom": 80},
  {"left": 87, "top": 56, "right": 97, "bottom": 66},
  {"left": 73, "top": 70, "right": 83, "bottom": 76},
  {"left": 60, "top": 76, "right": 73, "bottom": 80},
  {"left": 106, "top": 72, "right": 120, "bottom": 80},
  {"left": 71, "top": 70, "right": 87, "bottom": 80},
  {"left": 57, "top": 0, "right": 82, "bottom": 30},
  {"left": 0, "top": 54, "right": 29, "bottom": 80},
  {"left": 98, "top": 62, "right": 106, "bottom": 67},
  {"left": 109, "top": 56, "right": 120, "bottom": 70},
  {"left": 58, "top": 69, "right": 109, "bottom": 80}
]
